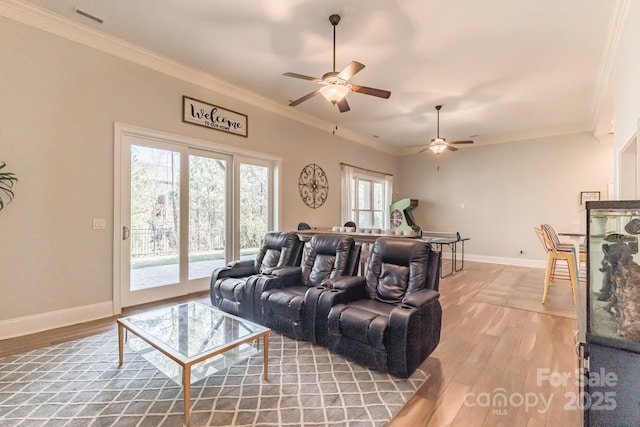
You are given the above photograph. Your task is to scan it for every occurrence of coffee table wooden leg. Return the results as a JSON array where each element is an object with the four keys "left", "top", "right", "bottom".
[
  {"left": 183, "top": 365, "right": 191, "bottom": 426},
  {"left": 117, "top": 323, "right": 124, "bottom": 367},
  {"left": 263, "top": 332, "right": 269, "bottom": 380}
]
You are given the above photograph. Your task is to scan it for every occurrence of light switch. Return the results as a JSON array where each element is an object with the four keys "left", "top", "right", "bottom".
[{"left": 93, "top": 218, "right": 106, "bottom": 230}]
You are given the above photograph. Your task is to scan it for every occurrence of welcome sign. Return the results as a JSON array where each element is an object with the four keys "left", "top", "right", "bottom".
[{"left": 182, "top": 96, "right": 248, "bottom": 137}]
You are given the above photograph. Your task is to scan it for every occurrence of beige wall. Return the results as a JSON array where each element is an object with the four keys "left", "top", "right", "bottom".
[
  {"left": 0, "top": 17, "right": 396, "bottom": 324},
  {"left": 396, "top": 133, "right": 613, "bottom": 264},
  {"left": 614, "top": 0, "right": 640, "bottom": 194}
]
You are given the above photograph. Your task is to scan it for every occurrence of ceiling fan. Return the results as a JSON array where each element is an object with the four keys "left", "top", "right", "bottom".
[
  {"left": 283, "top": 14, "right": 391, "bottom": 113},
  {"left": 417, "top": 105, "right": 474, "bottom": 154}
]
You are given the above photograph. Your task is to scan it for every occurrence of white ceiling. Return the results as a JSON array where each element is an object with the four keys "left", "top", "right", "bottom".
[{"left": 23, "top": 0, "right": 621, "bottom": 152}]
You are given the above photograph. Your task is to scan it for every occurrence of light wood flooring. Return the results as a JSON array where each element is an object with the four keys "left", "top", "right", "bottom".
[
  {"left": 0, "top": 262, "right": 582, "bottom": 426},
  {"left": 390, "top": 262, "right": 582, "bottom": 427}
]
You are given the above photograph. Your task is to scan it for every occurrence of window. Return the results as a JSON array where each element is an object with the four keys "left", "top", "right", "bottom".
[{"left": 341, "top": 164, "right": 392, "bottom": 229}]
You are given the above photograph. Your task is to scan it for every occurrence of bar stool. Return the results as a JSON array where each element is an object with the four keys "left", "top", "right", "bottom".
[{"left": 535, "top": 225, "right": 585, "bottom": 304}]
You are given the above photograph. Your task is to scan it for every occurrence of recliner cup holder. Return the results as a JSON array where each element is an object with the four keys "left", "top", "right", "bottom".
[{"left": 399, "top": 304, "right": 413, "bottom": 310}]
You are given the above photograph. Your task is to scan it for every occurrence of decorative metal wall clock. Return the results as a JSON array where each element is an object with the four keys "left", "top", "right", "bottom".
[{"left": 298, "top": 163, "right": 328, "bottom": 209}]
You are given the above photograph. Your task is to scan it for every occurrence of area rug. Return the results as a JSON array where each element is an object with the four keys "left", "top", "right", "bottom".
[
  {"left": 468, "top": 266, "right": 577, "bottom": 319},
  {"left": 0, "top": 330, "right": 428, "bottom": 427}
]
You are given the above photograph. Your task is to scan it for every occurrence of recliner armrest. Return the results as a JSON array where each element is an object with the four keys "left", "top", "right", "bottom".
[
  {"left": 388, "top": 288, "right": 441, "bottom": 378},
  {"left": 318, "top": 276, "right": 367, "bottom": 310},
  {"left": 268, "top": 266, "right": 301, "bottom": 278},
  {"left": 313, "top": 276, "right": 366, "bottom": 346},
  {"left": 324, "top": 275, "right": 365, "bottom": 291},
  {"left": 256, "top": 267, "right": 302, "bottom": 294},
  {"left": 260, "top": 265, "right": 294, "bottom": 275},
  {"left": 227, "top": 259, "right": 255, "bottom": 269},
  {"left": 402, "top": 289, "right": 440, "bottom": 308},
  {"left": 210, "top": 260, "right": 257, "bottom": 285}
]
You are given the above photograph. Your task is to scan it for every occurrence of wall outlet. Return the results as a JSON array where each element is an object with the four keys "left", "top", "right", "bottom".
[{"left": 93, "top": 218, "right": 106, "bottom": 230}]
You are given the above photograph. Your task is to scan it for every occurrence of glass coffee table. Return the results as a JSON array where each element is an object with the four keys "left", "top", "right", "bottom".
[{"left": 117, "top": 302, "right": 270, "bottom": 426}]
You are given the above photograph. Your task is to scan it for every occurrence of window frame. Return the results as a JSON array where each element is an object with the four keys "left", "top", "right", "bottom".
[
  {"left": 352, "top": 173, "right": 387, "bottom": 229},
  {"left": 341, "top": 165, "right": 392, "bottom": 230}
]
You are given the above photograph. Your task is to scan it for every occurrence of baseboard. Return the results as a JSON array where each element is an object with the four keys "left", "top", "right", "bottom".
[
  {"left": 465, "top": 254, "right": 546, "bottom": 269},
  {"left": 0, "top": 301, "right": 114, "bottom": 340}
]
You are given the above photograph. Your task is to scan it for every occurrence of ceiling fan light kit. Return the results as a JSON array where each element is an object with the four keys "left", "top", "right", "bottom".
[
  {"left": 283, "top": 14, "right": 391, "bottom": 113},
  {"left": 428, "top": 139, "right": 448, "bottom": 155},
  {"left": 419, "top": 105, "right": 474, "bottom": 155},
  {"left": 319, "top": 79, "right": 351, "bottom": 104}
]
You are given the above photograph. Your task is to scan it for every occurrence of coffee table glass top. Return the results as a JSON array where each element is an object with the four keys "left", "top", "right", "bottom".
[{"left": 120, "top": 302, "right": 268, "bottom": 384}]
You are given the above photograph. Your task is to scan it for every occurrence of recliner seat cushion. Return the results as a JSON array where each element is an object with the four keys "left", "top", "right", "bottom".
[
  {"left": 263, "top": 286, "right": 306, "bottom": 320},
  {"left": 336, "top": 307, "right": 387, "bottom": 349},
  {"left": 215, "top": 277, "right": 248, "bottom": 302}
]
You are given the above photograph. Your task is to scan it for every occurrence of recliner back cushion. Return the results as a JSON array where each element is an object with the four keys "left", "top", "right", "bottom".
[
  {"left": 302, "top": 235, "right": 355, "bottom": 287},
  {"left": 254, "top": 232, "right": 301, "bottom": 273},
  {"left": 365, "top": 238, "right": 430, "bottom": 303}
]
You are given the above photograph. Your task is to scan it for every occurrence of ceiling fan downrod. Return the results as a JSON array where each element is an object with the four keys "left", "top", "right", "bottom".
[{"left": 329, "top": 14, "right": 340, "bottom": 73}]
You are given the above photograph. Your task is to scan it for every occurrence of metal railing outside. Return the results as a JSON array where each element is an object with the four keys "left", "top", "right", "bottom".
[
  {"left": 130, "top": 226, "right": 264, "bottom": 258},
  {"left": 131, "top": 227, "right": 226, "bottom": 257}
]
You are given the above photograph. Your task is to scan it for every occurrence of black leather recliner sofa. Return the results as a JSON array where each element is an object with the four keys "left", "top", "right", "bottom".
[
  {"left": 324, "top": 237, "right": 442, "bottom": 378},
  {"left": 260, "top": 234, "right": 361, "bottom": 343},
  {"left": 210, "top": 231, "right": 303, "bottom": 323}
]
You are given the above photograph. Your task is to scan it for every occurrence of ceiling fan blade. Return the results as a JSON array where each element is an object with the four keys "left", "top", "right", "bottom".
[
  {"left": 289, "top": 89, "right": 320, "bottom": 106},
  {"left": 337, "top": 97, "right": 350, "bottom": 113},
  {"left": 446, "top": 145, "right": 459, "bottom": 151},
  {"left": 449, "top": 140, "right": 474, "bottom": 145},
  {"left": 351, "top": 84, "right": 391, "bottom": 99},
  {"left": 283, "top": 72, "right": 322, "bottom": 83},
  {"left": 337, "top": 61, "right": 365, "bottom": 81},
  {"left": 418, "top": 147, "right": 429, "bottom": 154}
]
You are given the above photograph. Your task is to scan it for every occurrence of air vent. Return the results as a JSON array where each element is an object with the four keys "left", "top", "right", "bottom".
[{"left": 74, "top": 8, "right": 103, "bottom": 24}]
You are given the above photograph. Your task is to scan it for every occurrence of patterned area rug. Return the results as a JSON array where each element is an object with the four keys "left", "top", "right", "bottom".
[
  {"left": 469, "top": 266, "right": 577, "bottom": 319},
  {"left": 0, "top": 330, "right": 427, "bottom": 426}
]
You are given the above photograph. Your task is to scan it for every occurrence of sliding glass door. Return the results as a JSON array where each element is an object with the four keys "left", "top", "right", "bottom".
[
  {"left": 116, "top": 126, "right": 278, "bottom": 309},
  {"left": 120, "top": 136, "right": 231, "bottom": 307}
]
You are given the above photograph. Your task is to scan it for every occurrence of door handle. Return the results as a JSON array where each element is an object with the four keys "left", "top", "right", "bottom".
[{"left": 122, "top": 226, "right": 130, "bottom": 241}]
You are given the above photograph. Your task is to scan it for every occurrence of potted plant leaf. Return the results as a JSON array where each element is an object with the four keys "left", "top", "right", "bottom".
[{"left": 0, "top": 161, "right": 18, "bottom": 211}]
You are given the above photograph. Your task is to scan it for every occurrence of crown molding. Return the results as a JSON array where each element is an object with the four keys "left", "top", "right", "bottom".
[
  {"left": 0, "top": 0, "right": 395, "bottom": 155},
  {"left": 589, "top": 0, "right": 632, "bottom": 131}
]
